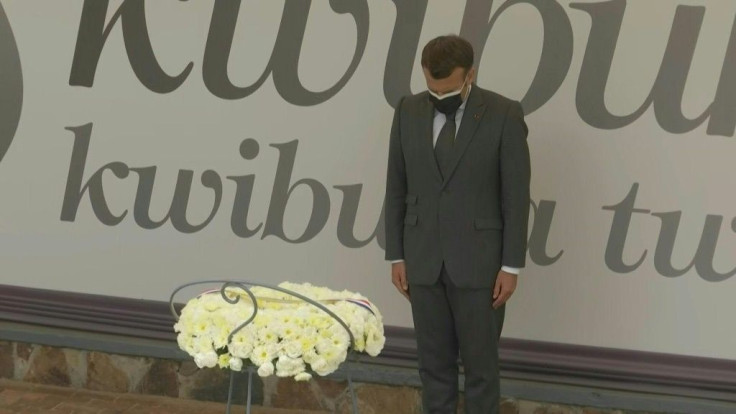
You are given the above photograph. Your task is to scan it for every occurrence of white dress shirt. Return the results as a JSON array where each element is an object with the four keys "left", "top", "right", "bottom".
[{"left": 391, "top": 85, "right": 521, "bottom": 275}]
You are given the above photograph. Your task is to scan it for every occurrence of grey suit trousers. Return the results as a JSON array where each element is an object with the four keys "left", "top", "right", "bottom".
[{"left": 410, "top": 263, "right": 505, "bottom": 414}]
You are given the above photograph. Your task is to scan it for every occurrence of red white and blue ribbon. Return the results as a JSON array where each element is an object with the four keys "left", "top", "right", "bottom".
[
  {"left": 198, "top": 289, "right": 375, "bottom": 315},
  {"left": 342, "top": 298, "right": 375, "bottom": 315}
]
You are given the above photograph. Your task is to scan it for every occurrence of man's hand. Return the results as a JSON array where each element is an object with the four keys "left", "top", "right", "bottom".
[
  {"left": 492, "top": 270, "right": 517, "bottom": 309},
  {"left": 391, "top": 262, "right": 410, "bottom": 301}
]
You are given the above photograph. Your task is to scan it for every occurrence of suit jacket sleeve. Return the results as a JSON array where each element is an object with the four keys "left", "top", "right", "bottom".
[
  {"left": 384, "top": 97, "right": 407, "bottom": 261},
  {"left": 500, "top": 100, "right": 531, "bottom": 268}
]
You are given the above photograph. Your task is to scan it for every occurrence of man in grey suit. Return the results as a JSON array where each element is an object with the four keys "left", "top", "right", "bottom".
[{"left": 384, "top": 35, "right": 530, "bottom": 413}]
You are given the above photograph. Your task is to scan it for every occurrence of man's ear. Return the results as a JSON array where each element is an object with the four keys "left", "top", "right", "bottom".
[{"left": 468, "top": 67, "right": 476, "bottom": 84}]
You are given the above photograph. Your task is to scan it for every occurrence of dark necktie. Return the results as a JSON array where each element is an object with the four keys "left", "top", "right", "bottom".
[{"left": 434, "top": 111, "right": 457, "bottom": 179}]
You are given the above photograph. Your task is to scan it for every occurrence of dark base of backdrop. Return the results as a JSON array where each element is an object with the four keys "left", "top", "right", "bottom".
[{"left": 1, "top": 284, "right": 735, "bottom": 413}]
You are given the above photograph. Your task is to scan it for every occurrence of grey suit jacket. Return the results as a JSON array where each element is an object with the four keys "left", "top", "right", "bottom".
[{"left": 384, "top": 85, "right": 531, "bottom": 288}]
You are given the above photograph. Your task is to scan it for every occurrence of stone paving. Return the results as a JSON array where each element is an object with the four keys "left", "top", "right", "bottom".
[
  {"left": 0, "top": 379, "right": 327, "bottom": 414},
  {"left": 1, "top": 341, "right": 664, "bottom": 414},
  {"left": 0, "top": 378, "right": 662, "bottom": 414}
]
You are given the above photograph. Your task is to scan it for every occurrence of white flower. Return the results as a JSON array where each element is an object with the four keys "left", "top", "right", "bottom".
[
  {"left": 282, "top": 339, "right": 303, "bottom": 359},
  {"left": 251, "top": 344, "right": 275, "bottom": 367},
  {"left": 310, "top": 356, "right": 336, "bottom": 376},
  {"left": 315, "top": 339, "right": 335, "bottom": 355},
  {"left": 365, "top": 324, "right": 386, "bottom": 357},
  {"left": 302, "top": 348, "right": 318, "bottom": 364},
  {"left": 191, "top": 337, "right": 213, "bottom": 354},
  {"left": 230, "top": 342, "right": 253, "bottom": 359},
  {"left": 229, "top": 357, "right": 243, "bottom": 371},
  {"left": 217, "top": 353, "right": 231, "bottom": 368},
  {"left": 175, "top": 282, "right": 385, "bottom": 380},
  {"left": 294, "top": 372, "right": 312, "bottom": 381},
  {"left": 275, "top": 355, "right": 305, "bottom": 377},
  {"left": 257, "top": 361, "right": 275, "bottom": 377},
  {"left": 177, "top": 334, "right": 193, "bottom": 352},
  {"left": 278, "top": 322, "right": 301, "bottom": 339},
  {"left": 194, "top": 351, "right": 218, "bottom": 368},
  {"left": 257, "top": 327, "right": 279, "bottom": 345}
]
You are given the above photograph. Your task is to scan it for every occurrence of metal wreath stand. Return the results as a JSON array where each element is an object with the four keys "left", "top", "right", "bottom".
[{"left": 170, "top": 280, "right": 361, "bottom": 414}]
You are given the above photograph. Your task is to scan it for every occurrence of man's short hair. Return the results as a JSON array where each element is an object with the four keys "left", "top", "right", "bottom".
[{"left": 421, "top": 35, "right": 474, "bottom": 79}]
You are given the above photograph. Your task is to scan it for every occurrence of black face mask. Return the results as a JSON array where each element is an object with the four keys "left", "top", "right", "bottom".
[
  {"left": 429, "top": 93, "right": 462, "bottom": 115},
  {"left": 428, "top": 77, "right": 468, "bottom": 115}
]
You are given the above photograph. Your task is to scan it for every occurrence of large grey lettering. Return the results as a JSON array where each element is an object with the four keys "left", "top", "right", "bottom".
[
  {"left": 460, "top": 0, "right": 573, "bottom": 113},
  {"left": 709, "top": 12, "right": 736, "bottom": 136},
  {"left": 383, "top": 0, "right": 427, "bottom": 107},
  {"left": 603, "top": 184, "right": 735, "bottom": 280},
  {"left": 228, "top": 139, "right": 263, "bottom": 238},
  {"left": 652, "top": 212, "right": 736, "bottom": 281},
  {"left": 334, "top": 184, "right": 385, "bottom": 249},
  {"left": 62, "top": 125, "right": 222, "bottom": 233},
  {"left": 384, "top": 0, "right": 573, "bottom": 111},
  {"left": 0, "top": 2, "right": 22, "bottom": 165},
  {"left": 528, "top": 200, "right": 564, "bottom": 266},
  {"left": 602, "top": 183, "right": 650, "bottom": 273},
  {"left": 572, "top": 0, "right": 735, "bottom": 136},
  {"left": 262, "top": 140, "right": 330, "bottom": 243},
  {"left": 130, "top": 166, "right": 223, "bottom": 234},
  {"left": 69, "top": 0, "right": 193, "bottom": 93},
  {"left": 203, "top": 0, "right": 368, "bottom": 104},
  {"left": 60, "top": 124, "right": 129, "bottom": 225}
]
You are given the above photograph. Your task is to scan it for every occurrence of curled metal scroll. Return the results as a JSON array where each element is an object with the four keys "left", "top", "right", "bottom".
[{"left": 169, "top": 280, "right": 361, "bottom": 414}]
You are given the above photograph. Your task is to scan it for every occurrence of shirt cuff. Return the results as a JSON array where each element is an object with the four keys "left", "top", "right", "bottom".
[
  {"left": 501, "top": 266, "right": 521, "bottom": 275},
  {"left": 390, "top": 259, "right": 405, "bottom": 264}
]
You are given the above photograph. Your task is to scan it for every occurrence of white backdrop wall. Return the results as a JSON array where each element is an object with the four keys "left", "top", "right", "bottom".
[{"left": 0, "top": 0, "right": 734, "bottom": 360}]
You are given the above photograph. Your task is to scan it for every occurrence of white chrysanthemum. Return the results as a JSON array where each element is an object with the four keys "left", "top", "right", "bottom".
[
  {"left": 175, "top": 282, "right": 385, "bottom": 379},
  {"left": 302, "top": 348, "right": 318, "bottom": 365},
  {"left": 229, "top": 328, "right": 255, "bottom": 358},
  {"left": 275, "top": 355, "right": 306, "bottom": 377},
  {"left": 327, "top": 325, "right": 351, "bottom": 347},
  {"left": 278, "top": 322, "right": 302, "bottom": 339},
  {"left": 229, "top": 357, "right": 243, "bottom": 371},
  {"left": 190, "top": 337, "right": 213, "bottom": 354},
  {"left": 294, "top": 372, "right": 312, "bottom": 381},
  {"left": 177, "top": 334, "right": 193, "bottom": 352},
  {"left": 281, "top": 339, "right": 303, "bottom": 359},
  {"left": 310, "top": 356, "right": 336, "bottom": 376},
  {"left": 217, "top": 353, "right": 231, "bottom": 369},
  {"left": 364, "top": 322, "right": 386, "bottom": 357},
  {"left": 257, "top": 326, "right": 279, "bottom": 345},
  {"left": 229, "top": 342, "right": 253, "bottom": 359},
  {"left": 194, "top": 351, "right": 218, "bottom": 368},
  {"left": 250, "top": 344, "right": 275, "bottom": 367},
  {"left": 257, "top": 361, "right": 275, "bottom": 377}
]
